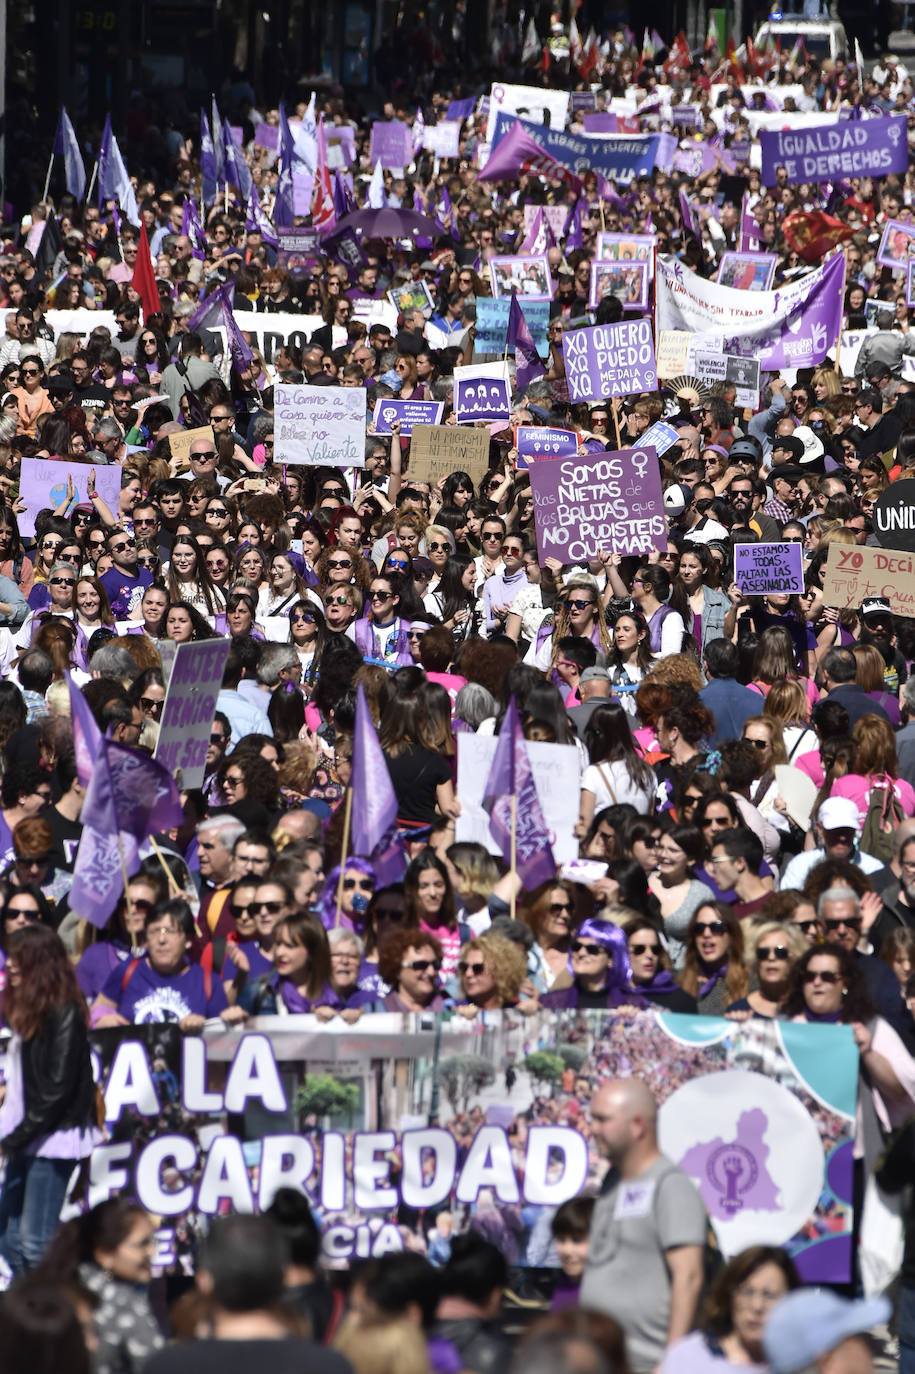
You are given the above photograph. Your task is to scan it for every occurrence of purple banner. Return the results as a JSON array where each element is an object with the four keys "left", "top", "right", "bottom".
[
  {"left": 673, "top": 142, "right": 736, "bottom": 177},
  {"left": 760, "top": 114, "right": 908, "bottom": 187},
  {"left": 369, "top": 121, "right": 413, "bottom": 168},
  {"left": 562, "top": 319, "right": 657, "bottom": 403},
  {"left": 516, "top": 426, "right": 579, "bottom": 466},
  {"left": 372, "top": 398, "right": 445, "bottom": 436},
  {"left": 583, "top": 113, "right": 618, "bottom": 133},
  {"left": 528, "top": 448, "right": 666, "bottom": 564},
  {"left": 734, "top": 541, "right": 805, "bottom": 595},
  {"left": 254, "top": 122, "right": 280, "bottom": 150}
]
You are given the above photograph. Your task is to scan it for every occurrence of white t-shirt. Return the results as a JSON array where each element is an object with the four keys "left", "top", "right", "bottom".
[{"left": 581, "top": 759, "right": 655, "bottom": 814}]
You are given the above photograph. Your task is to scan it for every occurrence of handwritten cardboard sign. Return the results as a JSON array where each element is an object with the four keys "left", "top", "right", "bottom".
[
  {"left": 408, "top": 425, "right": 492, "bottom": 486},
  {"left": 274, "top": 383, "right": 366, "bottom": 467},
  {"left": 155, "top": 639, "right": 230, "bottom": 788},
  {"left": 822, "top": 543, "right": 915, "bottom": 618},
  {"left": 734, "top": 541, "right": 805, "bottom": 596},
  {"left": 453, "top": 363, "right": 511, "bottom": 425},
  {"left": 562, "top": 319, "right": 657, "bottom": 402},
  {"left": 528, "top": 448, "right": 666, "bottom": 563},
  {"left": 372, "top": 398, "right": 444, "bottom": 436},
  {"left": 18, "top": 459, "right": 122, "bottom": 538},
  {"left": 167, "top": 425, "right": 215, "bottom": 467}
]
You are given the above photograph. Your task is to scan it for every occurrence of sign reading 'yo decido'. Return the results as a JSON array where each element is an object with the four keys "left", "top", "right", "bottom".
[
  {"left": 873, "top": 478, "right": 915, "bottom": 554},
  {"left": 822, "top": 542, "right": 915, "bottom": 618}
]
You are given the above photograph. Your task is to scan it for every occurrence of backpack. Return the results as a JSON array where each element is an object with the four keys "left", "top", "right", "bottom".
[{"left": 859, "top": 778, "right": 905, "bottom": 866}]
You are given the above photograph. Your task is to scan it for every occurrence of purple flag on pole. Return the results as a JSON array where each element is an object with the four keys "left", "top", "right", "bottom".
[
  {"left": 182, "top": 197, "right": 207, "bottom": 259},
  {"left": 67, "top": 673, "right": 101, "bottom": 790},
  {"left": 223, "top": 118, "right": 252, "bottom": 201},
  {"left": 82, "top": 738, "right": 183, "bottom": 839},
  {"left": 200, "top": 109, "right": 218, "bottom": 205},
  {"left": 54, "top": 107, "right": 86, "bottom": 201},
  {"left": 212, "top": 97, "right": 226, "bottom": 183},
  {"left": 482, "top": 696, "right": 555, "bottom": 889},
  {"left": 479, "top": 119, "right": 585, "bottom": 192},
  {"left": 187, "top": 280, "right": 234, "bottom": 334},
  {"left": 246, "top": 189, "right": 279, "bottom": 248},
  {"left": 221, "top": 295, "right": 254, "bottom": 374},
  {"left": 70, "top": 828, "right": 139, "bottom": 928},
  {"left": 350, "top": 685, "right": 406, "bottom": 887},
  {"left": 564, "top": 200, "right": 583, "bottom": 251},
  {"left": 274, "top": 103, "right": 297, "bottom": 228},
  {"left": 507, "top": 292, "right": 546, "bottom": 394}
]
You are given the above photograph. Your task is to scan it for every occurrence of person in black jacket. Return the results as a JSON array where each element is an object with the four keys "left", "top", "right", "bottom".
[{"left": 0, "top": 924, "right": 98, "bottom": 1274}]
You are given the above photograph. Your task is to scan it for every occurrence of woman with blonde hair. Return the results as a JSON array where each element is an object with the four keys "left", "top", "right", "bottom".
[
  {"left": 455, "top": 932, "right": 527, "bottom": 1012},
  {"left": 762, "top": 679, "right": 817, "bottom": 762},
  {"left": 741, "top": 715, "right": 788, "bottom": 818},
  {"left": 538, "top": 580, "right": 614, "bottom": 677},
  {"left": 727, "top": 920, "right": 806, "bottom": 1018},
  {"left": 445, "top": 842, "right": 500, "bottom": 929},
  {"left": 811, "top": 366, "right": 841, "bottom": 400}
]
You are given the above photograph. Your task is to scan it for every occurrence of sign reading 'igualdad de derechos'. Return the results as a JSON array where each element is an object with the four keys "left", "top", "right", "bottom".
[{"left": 760, "top": 114, "right": 908, "bottom": 187}]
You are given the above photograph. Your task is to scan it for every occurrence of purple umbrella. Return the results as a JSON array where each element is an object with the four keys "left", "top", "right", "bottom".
[{"left": 327, "top": 207, "right": 443, "bottom": 240}]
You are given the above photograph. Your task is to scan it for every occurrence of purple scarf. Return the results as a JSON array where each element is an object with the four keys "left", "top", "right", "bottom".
[{"left": 698, "top": 962, "right": 727, "bottom": 1000}]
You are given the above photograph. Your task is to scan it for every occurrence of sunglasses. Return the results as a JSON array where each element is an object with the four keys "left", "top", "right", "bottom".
[
  {"left": 110, "top": 540, "right": 136, "bottom": 553},
  {"left": 802, "top": 969, "right": 842, "bottom": 985},
  {"left": 50, "top": 576, "right": 75, "bottom": 587},
  {"left": 207, "top": 559, "right": 228, "bottom": 570},
  {"left": 207, "top": 508, "right": 228, "bottom": 517},
  {"left": 757, "top": 945, "right": 790, "bottom": 961},
  {"left": 567, "top": 599, "right": 594, "bottom": 611},
  {"left": 402, "top": 959, "right": 441, "bottom": 973},
  {"left": 134, "top": 516, "right": 157, "bottom": 526},
  {"left": 223, "top": 774, "right": 244, "bottom": 787},
  {"left": 325, "top": 595, "right": 350, "bottom": 606},
  {"left": 73, "top": 513, "right": 91, "bottom": 525},
  {"left": 192, "top": 450, "right": 217, "bottom": 460},
  {"left": 210, "top": 732, "right": 227, "bottom": 745},
  {"left": 427, "top": 542, "right": 450, "bottom": 552},
  {"left": 21, "top": 368, "right": 40, "bottom": 377},
  {"left": 233, "top": 903, "right": 259, "bottom": 918},
  {"left": 255, "top": 900, "right": 284, "bottom": 914},
  {"left": 745, "top": 738, "right": 769, "bottom": 750},
  {"left": 141, "top": 697, "right": 163, "bottom": 713},
  {"left": 343, "top": 878, "right": 373, "bottom": 891},
  {"left": 502, "top": 546, "right": 523, "bottom": 556},
  {"left": 571, "top": 941, "right": 604, "bottom": 955},
  {"left": 387, "top": 558, "right": 408, "bottom": 570},
  {"left": 481, "top": 531, "right": 503, "bottom": 540},
  {"left": 458, "top": 960, "right": 487, "bottom": 975},
  {"left": 549, "top": 901, "right": 573, "bottom": 914},
  {"left": 795, "top": 919, "right": 821, "bottom": 934},
  {"left": 328, "top": 558, "right": 352, "bottom": 569},
  {"left": 137, "top": 557, "right": 158, "bottom": 568},
  {"left": 823, "top": 916, "right": 861, "bottom": 931},
  {"left": 630, "top": 942, "right": 661, "bottom": 956},
  {"left": 369, "top": 590, "right": 392, "bottom": 601},
  {"left": 694, "top": 921, "right": 727, "bottom": 936},
  {"left": 292, "top": 611, "right": 316, "bottom": 624}
]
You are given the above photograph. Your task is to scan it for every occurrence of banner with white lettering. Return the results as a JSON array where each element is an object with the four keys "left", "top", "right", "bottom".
[{"left": 62, "top": 1012, "right": 855, "bottom": 1280}]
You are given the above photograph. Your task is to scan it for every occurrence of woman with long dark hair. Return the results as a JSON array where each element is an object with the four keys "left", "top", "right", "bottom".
[
  {"left": 620, "top": 914, "right": 697, "bottom": 1012},
  {"left": 576, "top": 702, "right": 657, "bottom": 836},
  {"left": 404, "top": 849, "right": 467, "bottom": 981},
  {"left": 0, "top": 925, "right": 99, "bottom": 1274},
  {"left": 607, "top": 611, "right": 654, "bottom": 715},
  {"left": 679, "top": 902, "right": 748, "bottom": 1015}
]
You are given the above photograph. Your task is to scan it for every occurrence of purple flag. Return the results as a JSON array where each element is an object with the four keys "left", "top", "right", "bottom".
[
  {"left": 274, "top": 102, "right": 297, "bottom": 228},
  {"left": 223, "top": 118, "right": 252, "bottom": 201},
  {"left": 82, "top": 738, "right": 183, "bottom": 839},
  {"left": 70, "top": 827, "right": 139, "bottom": 928},
  {"left": 200, "top": 109, "right": 218, "bottom": 204},
  {"left": 246, "top": 189, "right": 279, "bottom": 248},
  {"left": 679, "top": 187, "right": 702, "bottom": 240},
  {"left": 187, "top": 279, "right": 234, "bottom": 334},
  {"left": 507, "top": 292, "right": 546, "bottom": 394},
  {"left": 182, "top": 197, "right": 207, "bottom": 259},
  {"left": 53, "top": 107, "right": 86, "bottom": 201},
  {"left": 350, "top": 685, "right": 406, "bottom": 887},
  {"left": 67, "top": 673, "right": 101, "bottom": 789},
  {"left": 564, "top": 200, "right": 583, "bottom": 250},
  {"left": 477, "top": 120, "right": 584, "bottom": 192},
  {"left": 212, "top": 97, "right": 226, "bottom": 183},
  {"left": 482, "top": 696, "right": 555, "bottom": 889},
  {"left": 222, "top": 295, "right": 254, "bottom": 375}
]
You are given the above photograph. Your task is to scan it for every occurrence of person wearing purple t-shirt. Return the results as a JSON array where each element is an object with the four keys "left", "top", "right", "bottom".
[
  {"left": 90, "top": 900, "right": 246, "bottom": 1032},
  {"left": 76, "top": 874, "right": 164, "bottom": 1001},
  {"left": 240, "top": 912, "right": 334, "bottom": 1015},
  {"left": 99, "top": 526, "right": 152, "bottom": 619}
]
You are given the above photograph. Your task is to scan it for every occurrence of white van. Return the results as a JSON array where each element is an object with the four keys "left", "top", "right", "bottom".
[{"left": 753, "top": 18, "right": 850, "bottom": 62}]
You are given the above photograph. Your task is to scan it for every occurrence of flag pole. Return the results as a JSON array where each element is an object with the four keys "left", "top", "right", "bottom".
[
  {"left": 85, "top": 159, "right": 98, "bottom": 206},
  {"left": 334, "top": 786, "right": 353, "bottom": 927},
  {"left": 149, "top": 834, "right": 183, "bottom": 897},
  {"left": 611, "top": 397, "right": 622, "bottom": 450},
  {"left": 41, "top": 153, "right": 55, "bottom": 205},
  {"left": 510, "top": 795, "right": 517, "bottom": 921}
]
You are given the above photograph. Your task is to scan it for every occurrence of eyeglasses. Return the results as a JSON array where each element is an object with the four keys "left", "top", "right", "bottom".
[
  {"left": 21, "top": 368, "right": 40, "bottom": 378},
  {"left": 255, "top": 900, "right": 284, "bottom": 914},
  {"left": 402, "top": 959, "right": 442, "bottom": 973},
  {"left": 325, "top": 595, "right": 350, "bottom": 606},
  {"left": 137, "top": 557, "right": 158, "bottom": 569},
  {"left": 630, "top": 942, "right": 661, "bottom": 956},
  {"left": 134, "top": 516, "right": 157, "bottom": 526},
  {"left": 207, "top": 559, "right": 228, "bottom": 571},
  {"left": 50, "top": 576, "right": 75, "bottom": 587},
  {"left": 343, "top": 878, "right": 373, "bottom": 891},
  {"left": 745, "top": 737, "right": 769, "bottom": 750},
  {"left": 328, "top": 558, "right": 352, "bottom": 569},
  {"left": 734, "top": 1286, "right": 786, "bottom": 1307},
  {"left": 502, "top": 546, "right": 523, "bottom": 556},
  {"left": 458, "top": 960, "right": 487, "bottom": 975},
  {"left": 223, "top": 773, "right": 244, "bottom": 788},
  {"left": 802, "top": 969, "right": 842, "bottom": 985},
  {"left": 571, "top": 941, "right": 604, "bottom": 956},
  {"left": 757, "top": 945, "right": 790, "bottom": 961},
  {"left": 694, "top": 921, "right": 727, "bottom": 936},
  {"left": 567, "top": 599, "right": 594, "bottom": 611}
]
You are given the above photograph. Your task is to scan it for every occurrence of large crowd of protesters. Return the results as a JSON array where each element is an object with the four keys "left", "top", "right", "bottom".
[{"left": 0, "top": 16, "right": 914, "bottom": 1374}]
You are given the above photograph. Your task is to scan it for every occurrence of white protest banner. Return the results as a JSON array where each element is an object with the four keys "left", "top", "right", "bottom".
[
  {"left": 656, "top": 254, "right": 844, "bottom": 369},
  {"left": 734, "top": 542, "right": 805, "bottom": 596},
  {"left": 486, "top": 82, "right": 570, "bottom": 142},
  {"left": 274, "top": 383, "right": 366, "bottom": 467},
  {"left": 155, "top": 639, "right": 230, "bottom": 787},
  {"left": 562, "top": 319, "right": 657, "bottom": 402},
  {"left": 839, "top": 330, "right": 871, "bottom": 376},
  {"left": 0, "top": 308, "right": 120, "bottom": 340},
  {"left": 17, "top": 459, "right": 122, "bottom": 538},
  {"left": 423, "top": 122, "right": 461, "bottom": 158},
  {"left": 822, "top": 543, "right": 915, "bottom": 619},
  {"left": 456, "top": 734, "right": 580, "bottom": 864},
  {"left": 453, "top": 362, "right": 512, "bottom": 425},
  {"left": 528, "top": 448, "right": 666, "bottom": 563}
]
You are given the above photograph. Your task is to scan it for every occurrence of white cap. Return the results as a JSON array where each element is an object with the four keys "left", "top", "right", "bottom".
[{"left": 817, "top": 797, "right": 860, "bottom": 831}]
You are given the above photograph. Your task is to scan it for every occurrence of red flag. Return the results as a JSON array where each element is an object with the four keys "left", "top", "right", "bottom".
[
  {"left": 663, "top": 31, "right": 691, "bottom": 74},
  {"left": 131, "top": 221, "right": 160, "bottom": 323},
  {"left": 310, "top": 115, "right": 336, "bottom": 237},
  {"left": 782, "top": 211, "right": 855, "bottom": 265},
  {"left": 542, "top": 43, "right": 551, "bottom": 71}
]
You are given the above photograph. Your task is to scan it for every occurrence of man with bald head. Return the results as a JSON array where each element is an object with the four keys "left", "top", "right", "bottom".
[{"left": 579, "top": 1078, "right": 707, "bottom": 1373}]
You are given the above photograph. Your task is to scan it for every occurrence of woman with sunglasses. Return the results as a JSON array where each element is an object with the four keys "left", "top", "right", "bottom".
[
  {"left": 12, "top": 355, "right": 52, "bottom": 436},
  {"left": 620, "top": 914, "right": 697, "bottom": 1012},
  {"left": 648, "top": 823, "right": 715, "bottom": 968},
  {"left": 316, "top": 544, "right": 371, "bottom": 597},
  {"left": 425, "top": 554, "right": 478, "bottom": 642},
  {"left": 26, "top": 560, "right": 78, "bottom": 616},
  {"left": 166, "top": 535, "right": 225, "bottom": 622},
  {"left": 134, "top": 328, "right": 169, "bottom": 384},
  {"left": 394, "top": 353, "right": 429, "bottom": 402},
  {"left": 726, "top": 921, "right": 805, "bottom": 1019},
  {"left": 520, "top": 879, "right": 581, "bottom": 991},
  {"left": 315, "top": 859, "right": 377, "bottom": 935},
  {"left": 378, "top": 928, "right": 448, "bottom": 1012},
  {"left": 202, "top": 543, "right": 232, "bottom": 590},
  {"left": 0, "top": 509, "right": 35, "bottom": 598},
  {"left": 134, "top": 539, "right": 161, "bottom": 581},
  {"left": 739, "top": 716, "right": 787, "bottom": 820},
  {"left": 537, "top": 581, "right": 613, "bottom": 677},
  {"left": 679, "top": 903, "right": 748, "bottom": 1015},
  {"left": 455, "top": 933, "right": 528, "bottom": 1014},
  {"left": 542, "top": 917, "right": 647, "bottom": 1010},
  {"left": 287, "top": 599, "right": 326, "bottom": 686},
  {"left": 74, "top": 873, "right": 165, "bottom": 1001},
  {"left": 351, "top": 572, "right": 413, "bottom": 667},
  {"left": 30, "top": 529, "right": 67, "bottom": 589},
  {"left": 628, "top": 565, "right": 688, "bottom": 657},
  {"left": 128, "top": 668, "right": 166, "bottom": 729},
  {"left": 323, "top": 583, "right": 361, "bottom": 632},
  {"left": 203, "top": 495, "right": 237, "bottom": 542}
]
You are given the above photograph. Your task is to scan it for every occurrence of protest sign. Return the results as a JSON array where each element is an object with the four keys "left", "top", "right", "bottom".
[
  {"left": 369, "top": 120, "right": 412, "bottom": 167},
  {"left": 717, "top": 251, "right": 778, "bottom": 291},
  {"left": 727, "top": 356, "right": 761, "bottom": 408},
  {"left": 423, "top": 122, "right": 461, "bottom": 158},
  {"left": 474, "top": 297, "right": 549, "bottom": 355},
  {"left": 167, "top": 425, "right": 215, "bottom": 467},
  {"left": 822, "top": 542, "right": 915, "bottom": 619},
  {"left": 17, "top": 459, "right": 122, "bottom": 538},
  {"left": 589, "top": 260, "right": 649, "bottom": 311},
  {"left": 292, "top": 173, "right": 315, "bottom": 215},
  {"left": 515, "top": 426, "right": 579, "bottom": 465},
  {"left": 387, "top": 281, "right": 435, "bottom": 316},
  {"left": 408, "top": 425, "right": 491, "bottom": 486},
  {"left": 489, "top": 254, "right": 552, "bottom": 301},
  {"left": 155, "top": 639, "right": 231, "bottom": 787},
  {"left": 275, "top": 229, "right": 320, "bottom": 280},
  {"left": 253, "top": 122, "right": 280, "bottom": 150},
  {"left": 673, "top": 142, "right": 736, "bottom": 177},
  {"left": 639, "top": 421, "right": 680, "bottom": 456},
  {"left": 562, "top": 319, "right": 657, "bottom": 402},
  {"left": 372, "top": 398, "right": 444, "bottom": 436},
  {"left": 71, "top": 1010, "right": 855, "bottom": 1281},
  {"left": 656, "top": 329, "right": 691, "bottom": 377},
  {"left": 528, "top": 448, "right": 666, "bottom": 562},
  {"left": 522, "top": 204, "right": 570, "bottom": 239},
  {"left": 583, "top": 112, "right": 618, "bottom": 133},
  {"left": 872, "top": 479, "right": 915, "bottom": 553},
  {"left": 760, "top": 114, "right": 908, "bottom": 186},
  {"left": 734, "top": 542, "right": 805, "bottom": 596},
  {"left": 882, "top": 222, "right": 915, "bottom": 271},
  {"left": 656, "top": 254, "right": 844, "bottom": 370},
  {"left": 274, "top": 383, "right": 366, "bottom": 467},
  {"left": 490, "top": 112, "right": 663, "bottom": 185},
  {"left": 457, "top": 734, "right": 580, "bottom": 864},
  {"left": 453, "top": 363, "right": 512, "bottom": 424},
  {"left": 486, "top": 83, "right": 570, "bottom": 142}
]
